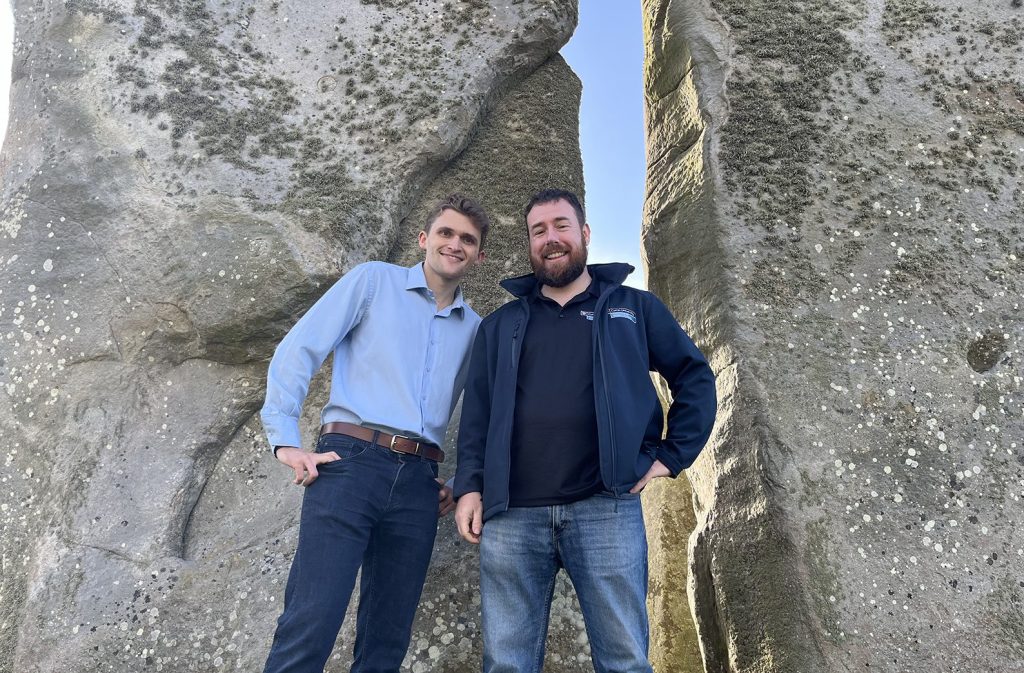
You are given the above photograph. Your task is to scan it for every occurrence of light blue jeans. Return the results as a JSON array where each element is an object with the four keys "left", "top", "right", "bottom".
[{"left": 479, "top": 492, "right": 653, "bottom": 673}]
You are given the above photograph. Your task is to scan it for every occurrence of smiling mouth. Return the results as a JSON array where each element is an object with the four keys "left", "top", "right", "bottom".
[
  {"left": 543, "top": 251, "right": 568, "bottom": 261},
  {"left": 440, "top": 252, "right": 464, "bottom": 262}
]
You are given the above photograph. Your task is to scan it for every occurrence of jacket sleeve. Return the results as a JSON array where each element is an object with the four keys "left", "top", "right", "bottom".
[
  {"left": 453, "top": 325, "right": 491, "bottom": 497},
  {"left": 259, "top": 264, "right": 375, "bottom": 450},
  {"left": 644, "top": 293, "right": 717, "bottom": 475}
]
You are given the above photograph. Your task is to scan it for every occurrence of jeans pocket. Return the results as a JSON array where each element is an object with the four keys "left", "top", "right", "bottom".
[
  {"left": 594, "top": 489, "right": 641, "bottom": 500},
  {"left": 316, "top": 434, "right": 369, "bottom": 463},
  {"left": 424, "top": 461, "right": 442, "bottom": 487}
]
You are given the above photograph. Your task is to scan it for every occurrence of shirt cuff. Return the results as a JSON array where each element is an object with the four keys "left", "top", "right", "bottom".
[{"left": 262, "top": 415, "right": 303, "bottom": 452}]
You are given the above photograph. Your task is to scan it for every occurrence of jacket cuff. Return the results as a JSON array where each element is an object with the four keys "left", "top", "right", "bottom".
[
  {"left": 654, "top": 445, "right": 685, "bottom": 477},
  {"left": 453, "top": 473, "right": 483, "bottom": 499}
]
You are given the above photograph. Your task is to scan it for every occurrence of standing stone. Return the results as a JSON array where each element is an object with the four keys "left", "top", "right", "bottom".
[
  {"left": 0, "top": 1, "right": 580, "bottom": 671},
  {"left": 643, "top": 0, "right": 1023, "bottom": 672}
]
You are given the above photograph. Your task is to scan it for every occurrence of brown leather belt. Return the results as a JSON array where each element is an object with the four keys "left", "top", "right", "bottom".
[{"left": 320, "top": 422, "right": 445, "bottom": 463}]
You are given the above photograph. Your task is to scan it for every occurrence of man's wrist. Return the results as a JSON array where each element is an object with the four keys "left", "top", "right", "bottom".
[{"left": 653, "top": 448, "right": 683, "bottom": 477}]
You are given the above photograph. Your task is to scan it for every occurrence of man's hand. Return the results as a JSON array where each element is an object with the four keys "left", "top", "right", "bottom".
[
  {"left": 275, "top": 446, "right": 340, "bottom": 487},
  {"left": 437, "top": 479, "right": 455, "bottom": 517},
  {"left": 455, "top": 491, "right": 483, "bottom": 544},
  {"left": 629, "top": 459, "right": 671, "bottom": 494}
]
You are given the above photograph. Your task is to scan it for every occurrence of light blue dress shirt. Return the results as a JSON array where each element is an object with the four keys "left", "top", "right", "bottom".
[{"left": 260, "top": 261, "right": 481, "bottom": 450}]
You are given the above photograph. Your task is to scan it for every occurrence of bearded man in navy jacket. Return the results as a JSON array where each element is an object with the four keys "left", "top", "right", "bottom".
[{"left": 454, "top": 189, "right": 717, "bottom": 673}]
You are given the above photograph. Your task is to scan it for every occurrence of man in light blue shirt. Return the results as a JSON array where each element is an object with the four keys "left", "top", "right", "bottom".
[{"left": 260, "top": 194, "right": 488, "bottom": 673}]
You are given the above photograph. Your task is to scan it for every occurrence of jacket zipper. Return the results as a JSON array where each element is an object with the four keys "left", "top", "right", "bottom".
[
  {"left": 510, "top": 319, "right": 520, "bottom": 368},
  {"left": 502, "top": 302, "right": 528, "bottom": 513},
  {"left": 594, "top": 292, "right": 618, "bottom": 494}
]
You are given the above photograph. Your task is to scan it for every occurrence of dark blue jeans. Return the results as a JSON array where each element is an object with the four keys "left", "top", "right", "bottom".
[{"left": 263, "top": 433, "right": 442, "bottom": 673}]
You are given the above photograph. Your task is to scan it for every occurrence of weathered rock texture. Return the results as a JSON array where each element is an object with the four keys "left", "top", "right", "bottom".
[
  {"left": 643, "top": 0, "right": 1023, "bottom": 671},
  {"left": 0, "top": 1, "right": 582, "bottom": 671}
]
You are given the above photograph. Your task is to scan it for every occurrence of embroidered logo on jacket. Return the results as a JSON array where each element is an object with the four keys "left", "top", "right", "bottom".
[
  {"left": 580, "top": 310, "right": 595, "bottom": 321},
  {"left": 607, "top": 308, "right": 637, "bottom": 323}
]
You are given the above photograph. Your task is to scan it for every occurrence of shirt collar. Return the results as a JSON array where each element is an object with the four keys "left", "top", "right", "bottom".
[
  {"left": 406, "top": 262, "right": 466, "bottom": 313},
  {"left": 406, "top": 262, "right": 429, "bottom": 291},
  {"left": 530, "top": 276, "right": 599, "bottom": 304}
]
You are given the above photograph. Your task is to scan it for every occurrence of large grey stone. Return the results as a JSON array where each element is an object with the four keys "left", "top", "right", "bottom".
[
  {"left": 643, "top": 0, "right": 1024, "bottom": 671},
  {"left": 0, "top": 1, "right": 580, "bottom": 670}
]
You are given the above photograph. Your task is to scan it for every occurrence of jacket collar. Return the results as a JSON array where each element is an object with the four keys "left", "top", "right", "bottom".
[{"left": 500, "top": 263, "right": 635, "bottom": 299}]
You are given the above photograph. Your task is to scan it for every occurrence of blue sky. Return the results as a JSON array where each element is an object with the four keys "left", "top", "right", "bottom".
[
  {"left": 561, "top": 3, "right": 646, "bottom": 288},
  {"left": 0, "top": 5, "right": 645, "bottom": 286}
]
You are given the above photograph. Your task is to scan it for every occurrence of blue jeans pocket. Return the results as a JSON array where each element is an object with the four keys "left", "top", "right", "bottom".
[
  {"left": 316, "top": 433, "right": 369, "bottom": 464},
  {"left": 594, "top": 489, "right": 641, "bottom": 500}
]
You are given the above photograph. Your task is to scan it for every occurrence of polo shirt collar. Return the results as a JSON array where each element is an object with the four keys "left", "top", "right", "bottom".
[{"left": 530, "top": 276, "right": 599, "bottom": 304}]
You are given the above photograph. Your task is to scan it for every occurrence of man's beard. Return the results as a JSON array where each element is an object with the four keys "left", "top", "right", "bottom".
[{"left": 531, "top": 242, "right": 588, "bottom": 288}]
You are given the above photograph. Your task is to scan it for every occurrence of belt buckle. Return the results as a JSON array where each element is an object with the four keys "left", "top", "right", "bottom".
[{"left": 388, "top": 433, "right": 419, "bottom": 455}]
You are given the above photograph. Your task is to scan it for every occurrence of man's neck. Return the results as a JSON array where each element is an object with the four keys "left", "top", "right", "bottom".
[
  {"left": 422, "top": 265, "right": 459, "bottom": 310},
  {"left": 540, "top": 267, "right": 592, "bottom": 307}
]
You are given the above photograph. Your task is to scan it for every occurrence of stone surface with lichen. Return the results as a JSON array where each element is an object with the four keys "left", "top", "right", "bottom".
[
  {"left": 643, "top": 0, "right": 1023, "bottom": 671},
  {"left": 0, "top": 1, "right": 582, "bottom": 671}
]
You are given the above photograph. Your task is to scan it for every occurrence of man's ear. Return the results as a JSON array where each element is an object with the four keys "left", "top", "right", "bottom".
[
  {"left": 418, "top": 230, "right": 428, "bottom": 250},
  {"left": 475, "top": 250, "right": 487, "bottom": 264},
  {"left": 582, "top": 223, "right": 591, "bottom": 246}
]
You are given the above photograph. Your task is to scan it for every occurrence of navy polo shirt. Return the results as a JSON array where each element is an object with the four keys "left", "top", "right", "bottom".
[{"left": 508, "top": 280, "right": 603, "bottom": 506}]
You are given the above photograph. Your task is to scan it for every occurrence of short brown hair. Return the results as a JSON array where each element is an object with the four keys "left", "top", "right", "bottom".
[
  {"left": 424, "top": 193, "right": 491, "bottom": 248},
  {"left": 523, "top": 188, "right": 585, "bottom": 228}
]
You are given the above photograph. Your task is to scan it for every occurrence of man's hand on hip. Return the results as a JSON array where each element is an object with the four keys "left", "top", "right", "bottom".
[
  {"left": 275, "top": 446, "right": 340, "bottom": 487},
  {"left": 455, "top": 491, "right": 483, "bottom": 544},
  {"left": 629, "top": 459, "right": 671, "bottom": 494},
  {"left": 437, "top": 479, "right": 456, "bottom": 517}
]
